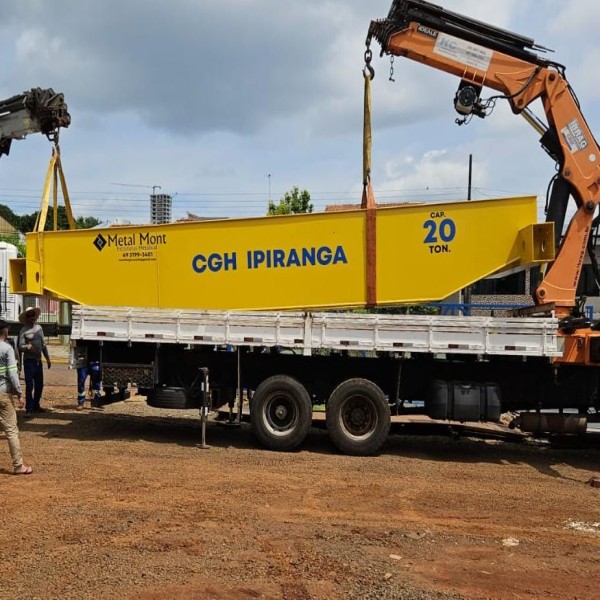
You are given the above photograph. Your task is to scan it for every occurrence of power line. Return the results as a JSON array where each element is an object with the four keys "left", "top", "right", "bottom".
[{"left": 0, "top": 183, "right": 525, "bottom": 221}]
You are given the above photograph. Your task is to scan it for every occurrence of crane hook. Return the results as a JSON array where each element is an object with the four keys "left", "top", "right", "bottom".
[{"left": 363, "top": 47, "right": 375, "bottom": 80}]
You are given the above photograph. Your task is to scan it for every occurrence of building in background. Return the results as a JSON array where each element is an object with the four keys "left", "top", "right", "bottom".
[{"left": 150, "top": 193, "right": 172, "bottom": 224}]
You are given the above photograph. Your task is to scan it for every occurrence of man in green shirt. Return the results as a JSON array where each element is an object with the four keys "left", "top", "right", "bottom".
[{"left": 0, "top": 318, "right": 32, "bottom": 475}]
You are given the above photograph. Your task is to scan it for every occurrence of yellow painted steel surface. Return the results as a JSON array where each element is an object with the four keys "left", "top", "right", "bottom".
[{"left": 11, "top": 196, "right": 553, "bottom": 310}]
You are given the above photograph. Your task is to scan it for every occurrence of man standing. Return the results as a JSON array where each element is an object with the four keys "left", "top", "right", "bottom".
[
  {"left": 18, "top": 307, "right": 51, "bottom": 416},
  {"left": 0, "top": 319, "right": 33, "bottom": 475},
  {"left": 76, "top": 360, "right": 101, "bottom": 410}
]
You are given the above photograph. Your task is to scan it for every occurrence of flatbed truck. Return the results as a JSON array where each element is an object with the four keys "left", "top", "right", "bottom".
[
  {"left": 70, "top": 304, "right": 566, "bottom": 455},
  {"left": 10, "top": 1, "right": 600, "bottom": 455}
]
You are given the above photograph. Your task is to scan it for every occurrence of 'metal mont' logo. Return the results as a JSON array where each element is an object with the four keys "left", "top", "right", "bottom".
[{"left": 93, "top": 234, "right": 107, "bottom": 252}]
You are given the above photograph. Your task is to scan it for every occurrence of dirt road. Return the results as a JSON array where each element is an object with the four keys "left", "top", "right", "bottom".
[{"left": 1, "top": 364, "right": 599, "bottom": 599}]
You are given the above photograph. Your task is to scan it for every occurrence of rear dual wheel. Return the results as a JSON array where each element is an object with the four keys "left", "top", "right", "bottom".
[
  {"left": 251, "top": 375, "right": 312, "bottom": 451},
  {"left": 326, "top": 378, "right": 390, "bottom": 456},
  {"left": 250, "top": 375, "right": 391, "bottom": 455}
]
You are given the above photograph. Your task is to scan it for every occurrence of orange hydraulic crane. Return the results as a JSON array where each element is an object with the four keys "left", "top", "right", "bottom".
[{"left": 368, "top": 0, "right": 600, "bottom": 319}]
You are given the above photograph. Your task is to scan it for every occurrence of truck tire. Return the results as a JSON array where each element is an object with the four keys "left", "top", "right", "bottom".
[
  {"left": 147, "top": 386, "right": 200, "bottom": 409},
  {"left": 250, "top": 375, "right": 312, "bottom": 451},
  {"left": 326, "top": 378, "right": 391, "bottom": 456}
]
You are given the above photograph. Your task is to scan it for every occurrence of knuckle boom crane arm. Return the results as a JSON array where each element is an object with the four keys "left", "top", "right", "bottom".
[
  {"left": 368, "top": 0, "right": 600, "bottom": 316},
  {"left": 0, "top": 87, "right": 71, "bottom": 157}
]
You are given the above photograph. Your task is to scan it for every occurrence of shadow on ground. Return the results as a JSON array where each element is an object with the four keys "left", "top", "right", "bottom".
[{"left": 12, "top": 405, "right": 599, "bottom": 482}]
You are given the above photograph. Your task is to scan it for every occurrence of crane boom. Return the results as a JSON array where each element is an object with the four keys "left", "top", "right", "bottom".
[
  {"left": 368, "top": 0, "right": 600, "bottom": 315},
  {"left": 0, "top": 87, "right": 71, "bottom": 157}
]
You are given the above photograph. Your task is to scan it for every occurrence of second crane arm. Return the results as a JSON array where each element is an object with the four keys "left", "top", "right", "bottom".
[
  {"left": 0, "top": 87, "right": 71, "bottom": 157},
  {"left": 368, "top": 0, "right": 600, "bottom": 315}
]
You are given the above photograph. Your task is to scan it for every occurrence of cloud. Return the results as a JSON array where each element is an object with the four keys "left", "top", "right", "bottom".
[
  {"left": 1, "top": 1, "right": 368, "bottom": 137},
  {"left": 0, "top": 0, "right": 532, "bottom": 139},
  {"left": 376, "top": 147, "right": 486, "bottom": 202},
  {"left": 0, "top": 0, "right": 597, "bottom": 226}
]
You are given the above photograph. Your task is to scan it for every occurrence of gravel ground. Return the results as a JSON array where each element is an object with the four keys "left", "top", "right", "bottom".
[{"left": 0, "top": 363, "right": 599, "bottom": 600}]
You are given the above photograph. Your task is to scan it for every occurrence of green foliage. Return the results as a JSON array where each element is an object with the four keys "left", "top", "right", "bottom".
[
  {"left": 0, "top": 204, "right": 20, "bottom": 229},
  {"left": 0, "top": 204, "right": 101, "bottom": 259},
  {"left": 75, "top": 215, "right": 102, "bottom": 229},
  {"left": 268, "top": 186, "right": 313, "bottom": 215},
  {"left": 17, "top": 211, "right": 38, "bottom": 234},
  {"left": 20, "top": 206, "right": 101, "bottom": 232},
  {"left": 0, "top": 204, "right": 101, "bottom": 233},
  {"left": 0, "top": 234, "right": 25, "bottom": 257}
]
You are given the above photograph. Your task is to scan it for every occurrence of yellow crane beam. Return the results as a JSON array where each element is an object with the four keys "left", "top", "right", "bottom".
[{"left": 11, "top": 195, "right": 553, "bottom": 311}]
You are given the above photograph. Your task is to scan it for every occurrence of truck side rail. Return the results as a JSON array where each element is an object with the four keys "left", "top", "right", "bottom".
[{"left": 71, "top": 305, "right": 561, "bottom": 358}]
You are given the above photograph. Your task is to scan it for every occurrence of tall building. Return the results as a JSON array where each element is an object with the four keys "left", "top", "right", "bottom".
[{"left": 150, "top": 193, "right": 172, "bottom": 224}]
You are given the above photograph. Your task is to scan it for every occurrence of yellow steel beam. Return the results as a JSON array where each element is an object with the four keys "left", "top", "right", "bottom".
[{"left": 11, "top": 196, "right": 553, "bottom": 311}]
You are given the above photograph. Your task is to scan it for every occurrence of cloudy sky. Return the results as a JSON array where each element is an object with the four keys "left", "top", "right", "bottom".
[{"left": 0, "top": 0, "right": 599, "bottom": 225}]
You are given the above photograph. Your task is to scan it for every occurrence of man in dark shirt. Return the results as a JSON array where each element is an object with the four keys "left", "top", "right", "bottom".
[{"left": 18, "top": 307, "right": 51, "bottom": 416}]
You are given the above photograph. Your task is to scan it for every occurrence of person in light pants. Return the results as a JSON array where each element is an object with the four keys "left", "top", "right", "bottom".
[{"left": 0, "top": 319, "right": 33, "bottom": 475}]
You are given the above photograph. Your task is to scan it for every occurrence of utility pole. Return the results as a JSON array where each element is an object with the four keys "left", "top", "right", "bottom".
[
  {"left": 268, "top": 174, "right": 271, "bottom": 204},
  {"left": 463, "top": 154, "right": 474, "bottom": 312},
  {"left": 468, "top": 154, "right": 473, "bottom": 201}
]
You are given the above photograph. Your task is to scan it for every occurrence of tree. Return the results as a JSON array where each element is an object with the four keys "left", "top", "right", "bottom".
[
  {"left": 0, "top": 202, "right": 101, "bottom": 233},
  {"left": 18, "top": 206, "right": 101, "bottom": 232},
  {"left": 268, "top": 186, "right": 313, "bottom": 215},
  {"left": 75, "top": 215, "right": 103, "bottom": 229},
  {"left": 0, "top": 204, "right": 20, "bottom": 229}
]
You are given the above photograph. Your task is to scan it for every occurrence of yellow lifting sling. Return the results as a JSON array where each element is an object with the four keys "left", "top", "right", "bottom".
[{"left": 35, "top": 142, "right": 75, "bottom": 232}]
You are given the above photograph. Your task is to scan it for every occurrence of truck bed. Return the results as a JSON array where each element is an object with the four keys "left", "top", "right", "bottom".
[{"left": 71, "top": 305, "right": 561, "bottom": 357}]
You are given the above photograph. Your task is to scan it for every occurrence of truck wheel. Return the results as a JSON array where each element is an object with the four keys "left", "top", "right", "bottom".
[
  {"left": 326, "top": 378, "right": 391, "bottom": 456},
  {"left": 250, "top": 375, "right": 312, "bottom": 451},
  {"left": 147, "top": 386, "right": 199, "bottom": 409}
]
